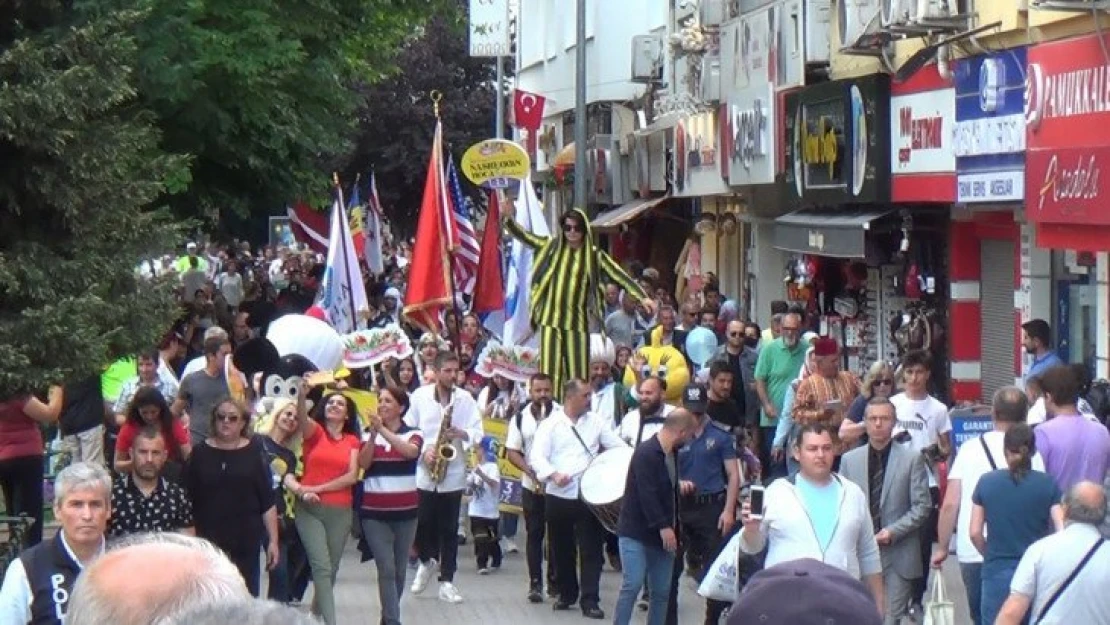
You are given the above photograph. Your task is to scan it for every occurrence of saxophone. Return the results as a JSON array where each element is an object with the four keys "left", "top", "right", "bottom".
[{"left": 429, "top": 396, "right": 458, "bottom": 483}]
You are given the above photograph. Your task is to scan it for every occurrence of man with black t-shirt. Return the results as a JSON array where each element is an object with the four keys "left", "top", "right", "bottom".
[{"left": 705, "top": 361, "right": 742, "bottom": 434}]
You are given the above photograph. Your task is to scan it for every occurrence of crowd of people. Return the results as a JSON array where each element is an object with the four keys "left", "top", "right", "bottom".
[{"left": 1, "top": 210, "right": 1109, "bottom": 625}]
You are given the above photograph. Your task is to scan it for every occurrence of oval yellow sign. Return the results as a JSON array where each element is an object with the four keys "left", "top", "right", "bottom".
[{"left": 460, "top": 139, "right": 531, "bottom": 189}]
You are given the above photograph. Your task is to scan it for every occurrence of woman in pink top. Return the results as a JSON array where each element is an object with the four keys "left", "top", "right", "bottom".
[{"left": 0, "top": 386, "right": 64, "bottom": 548}]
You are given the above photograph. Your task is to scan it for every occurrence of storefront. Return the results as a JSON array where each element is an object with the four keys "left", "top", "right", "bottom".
[
  {"left": 774, "top": 74, "right": 945, "bottom": 381},
  {"left": 673, "top": 109, "right": 748, "bottom": 307},
  {"left": 949, "top": 48, "right": 1028, "bottom": 402},
  {"left": 1025, "top": 34, "right": 1110, "bottom": 380}
]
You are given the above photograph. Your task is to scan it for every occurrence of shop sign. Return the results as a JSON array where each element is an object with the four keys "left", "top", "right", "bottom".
[
  {"left": 720, "top": 3, "right": 792, "bottom": 95},
  {"left": 783, "top": 75, "right": 891, "bottom": 206},
  {"left": 953, "top": 47, "right": 1026, "bottom": 203},
  {"left": 726, "top": 82, "right": 775, "bottom": 186},
  {"left": 889, "top": 67, "right": 955, "bottom": 202},
  {"left": 461, "top": 139, "right": 531, "bottom": 189},
  {"left": 673, "top": 110, "right": 732, "bottom": 198},
  {"left": 1027, "top": 34, "right": 1110, "bottom": 226}
]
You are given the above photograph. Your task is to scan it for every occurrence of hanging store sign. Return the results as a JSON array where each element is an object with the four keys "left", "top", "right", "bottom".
[
  {"left": 673, "top": 111, "right": 732, "bottom": 198},
  {"left": 725, "top": 82, "right": 776, "bottom": 186},
  {"left": 1026, "top": 34, "right": 1110, "bottom": 226},
  {"left": 783, "top": 75, "right": 891, "bottom": 206},
  {"left": 953, "top": 47, "right": 1026, "bottom": 203},
  {"left": 889, "top": 66, "right": 955, "bottom": 202},
  {"left": 468, "top": 0, "right": 512, "bottom": 57}
]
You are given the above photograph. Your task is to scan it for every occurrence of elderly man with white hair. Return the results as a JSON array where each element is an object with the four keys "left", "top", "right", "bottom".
[
  {"left": 0, "top": 462, "right": 112, "bottom": 625},
  {"left": 66, "top": 532, "right": 250, "bottom": 625}
]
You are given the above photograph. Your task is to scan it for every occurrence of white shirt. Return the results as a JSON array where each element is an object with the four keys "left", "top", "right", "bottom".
[
  {"left": 947, "top": 429, "right": 1046, "bottom": 563},
  {"left": 0, "top": 533, "right": 104, "bottom": 624},
  {"left": 467, "top": 461, "right": 502, "bottom": 519},
  {"left": 1009, "top": 522, "right": 1110, "bottom": 624},
  {"left": 529, "top": 408, "right": 628, "bottom": 500},
  {"left": 404, "top": 385, "right": 484, "bottom": 493},
  {"left": 1026, "top": 397, "right": 1099, "bottom": 426},
  {"left": 591, "top": 382, "right": 620, "bottom": 431},
  {"left": 891, "top": 393, "right": 952, "bottom": 487},
  {"left": 217, "top": 272, "right": 244, "bottom": 306},
  {"left": 505, "top": 401, "right": 560, "bottom": 491},
  {"left": 617, "top": 404, "right": 676, "bottom": 446}
]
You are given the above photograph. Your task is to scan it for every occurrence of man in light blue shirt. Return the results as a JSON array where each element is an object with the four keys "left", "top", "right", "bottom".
[{"left": 1022, "top": 319, "right": 1064, "bottom": 381}]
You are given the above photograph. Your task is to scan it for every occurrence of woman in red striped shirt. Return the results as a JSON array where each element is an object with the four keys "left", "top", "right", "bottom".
[{"left": 357, "top": 386, "right": 422, "bottom": 625}]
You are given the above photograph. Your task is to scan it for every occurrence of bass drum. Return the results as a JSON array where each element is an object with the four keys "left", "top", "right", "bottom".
[{"left": 579, "top": 447, "right": 634, "bottom": 534}]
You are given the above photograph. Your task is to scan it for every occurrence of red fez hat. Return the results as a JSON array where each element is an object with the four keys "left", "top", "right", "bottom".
[{"left": 813, "top": 337, "right": 839, "bottom": 357}]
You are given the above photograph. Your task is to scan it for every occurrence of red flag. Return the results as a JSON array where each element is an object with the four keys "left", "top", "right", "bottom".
[
  {"left": 471, "top": 192, "right": 505, "bottom": 315},
  {"left": 512, "top": 89, "right": 546, "bottom": 130},
  {"left": 402, "top": 121, "right": 453, "bottom": 332},
  {"left": 287, "top": 202, "right": 329, "bottom": 254}
]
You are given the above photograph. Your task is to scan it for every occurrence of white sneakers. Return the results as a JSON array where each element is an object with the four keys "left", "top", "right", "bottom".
[
  {"left": 410, "top": 560, "right": 464, "bottom": 604},
  {"left": 411, "top": 559, "right": 437, "bottom": 594},
  {"left": 502, "top": 537, "right": 520, "bottom": 554},
  {"left": 438, "top": 581, "right": 464, "bottom": 603}
]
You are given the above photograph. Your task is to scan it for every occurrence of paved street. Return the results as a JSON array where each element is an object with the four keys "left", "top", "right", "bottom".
[{"left": 319, "top": 540, "right": 974, "bottom": 624}]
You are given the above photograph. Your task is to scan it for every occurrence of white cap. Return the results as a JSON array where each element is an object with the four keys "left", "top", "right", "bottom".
[{"left": 186, "top": 241, "right": 198, "bottom": 250}]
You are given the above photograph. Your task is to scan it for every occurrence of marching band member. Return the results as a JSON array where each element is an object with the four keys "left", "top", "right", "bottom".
[
  {"left": 529, "top": 379, "right": 628, "bottom": 620},
  {"left": 617, "top": 377, "right": 675, "bottom": 447},
  {"left": 588, "top": 334, "right": 625, "bottom": 431},
  {"left": 404, "top": 352, "right": 484, "bottom": 604},
  {"left": 506, "top": 372, "right": 559, "bottom": 603}
]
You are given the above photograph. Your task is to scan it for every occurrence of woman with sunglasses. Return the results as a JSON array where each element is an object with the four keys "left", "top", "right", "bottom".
[
  {"left": 501, "top": 207, "right": 651, "bottom": 399},
  {"left": 841, "top": 362, "right": 897, "bottom": 449},
  {"left": 184, "top": 398, "right": 280, "bottom": 595},
  {"left": 293, "top": 390, "right": 361, "bottom": 625}
]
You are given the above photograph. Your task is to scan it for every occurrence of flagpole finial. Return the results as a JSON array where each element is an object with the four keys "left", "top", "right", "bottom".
[
  {"left": 430, "top": 90, "right": 443, "bottom": 118},
  {"left": 332, "top": 172, "right": 341, "bottom": 188}
]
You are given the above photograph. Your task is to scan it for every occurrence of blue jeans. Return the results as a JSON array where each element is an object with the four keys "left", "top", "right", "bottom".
[
  {"left": 981, "top": 559, "right": 1023, "bottom": 625},
  {"left": 959, "top": 562, "right": 982, "bottom": 625},
  {"left": 500, "top": 512, "right": 519, "bottom": 538},
  {"left": 614, "top": 537, "right": 674, "bottom": 625}
]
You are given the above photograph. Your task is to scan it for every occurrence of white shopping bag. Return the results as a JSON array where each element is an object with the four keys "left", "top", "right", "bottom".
[
  {"left": 922, "top": 572, "right": 955, "bottom": 625},
  {"left": 696, "top": 531, "right": 742, "bottom": 603}
]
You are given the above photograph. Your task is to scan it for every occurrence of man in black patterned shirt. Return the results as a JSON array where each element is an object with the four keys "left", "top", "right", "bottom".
[{"left": 108, "top": 426, "right": 194, "bottom": 537}]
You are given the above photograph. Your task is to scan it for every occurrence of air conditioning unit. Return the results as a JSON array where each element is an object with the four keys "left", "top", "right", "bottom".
[
  {"left": 631, "top": 35, "right": 664, "bottom": 84},
  {"left": 588, "top": 135, "right": 631, "bottom": 205},
  {"left": 701, "top": 0, "right": 727, "bottom": 25},
  {"left": 911, "top": 0, "right": 969, "bottom": 33},
  {"left": 838, "top": 0, "right": 890, "bottom": 54},
  {"left": 700, "top": 55, "right": 722, "bottom": 103},
  {"left": 805, "top": 0, "right": 833, "bottom": 64},
  {"left": 881, "top": 0, "right": 912, "bottom": 27}
]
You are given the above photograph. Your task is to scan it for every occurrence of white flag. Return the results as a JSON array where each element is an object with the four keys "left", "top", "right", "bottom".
[
  {"left": 365, "top": 173, "right": 385, "bottom": 275},
  {"left": 317, "top": 198, "right": 370, "bottom": 335},
  {"left": 502, "top": 179, "right": 549, "bottom": 347}
]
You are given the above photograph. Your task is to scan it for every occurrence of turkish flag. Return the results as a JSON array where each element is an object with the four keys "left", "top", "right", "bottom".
[
  {"left": 512, "top": 89, "right": 546, "bottom": 130},
  {"left": 403, "top": 121, "right": 453, "bottom": 333}
]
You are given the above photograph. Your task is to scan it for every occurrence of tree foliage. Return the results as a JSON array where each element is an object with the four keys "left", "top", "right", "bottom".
[
  {"left": 344, "top": 1, "right": 498, "bottom": 237},
  {"left": 0, "top": 6, "right": 186, "bottom": 394},
  {"left": 118, "top": 0, "right": 447, "bottom": 224}
]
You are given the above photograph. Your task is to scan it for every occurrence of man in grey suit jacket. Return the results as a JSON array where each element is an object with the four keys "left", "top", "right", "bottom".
[{"left": 840, "top": 397, "right": 931, "bottom": 625}]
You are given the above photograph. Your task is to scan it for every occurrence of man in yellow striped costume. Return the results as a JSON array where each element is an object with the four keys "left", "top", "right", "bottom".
[{"left": 503, "top": 208, "right": 652, "bottom": 398}]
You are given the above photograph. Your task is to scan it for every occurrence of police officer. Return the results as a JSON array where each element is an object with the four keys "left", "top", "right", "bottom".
[
  {"left": 668, "top": 385, "right": 741, "bottom": 625},
  {"left": 0, "top": 462, "right": 112, "bottom": 624}
]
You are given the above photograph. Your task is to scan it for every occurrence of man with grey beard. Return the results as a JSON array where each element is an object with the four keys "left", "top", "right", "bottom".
[{"left": 754, "top": 312, "right": 806, "bottom": 481}]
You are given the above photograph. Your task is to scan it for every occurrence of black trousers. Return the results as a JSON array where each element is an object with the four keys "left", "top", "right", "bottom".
[
  {"left": 546, "top": 494, "right": 605, "bottom": 609},
  {"left": 415, "top": 489, "right": 463, "bottom": 583},
  {"left": 470, "top": 517, "right": 503, "bottom": 568},
  {"left": 0, "top": 455, "right": 44, "bottom": 549},
  {"left": 522, "top": 488, "right": 556, "bottom": 588},
  {"left": 227, "top": 546, "right": 262, "bottom": 597},
  {"left": 666, "top": 496, "right": 730, "bottom": 625}
]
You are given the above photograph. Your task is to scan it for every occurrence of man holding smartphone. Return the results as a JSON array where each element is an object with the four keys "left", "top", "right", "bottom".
[{"left": 665, "top": 385, "right": 741, "bottom": 625}]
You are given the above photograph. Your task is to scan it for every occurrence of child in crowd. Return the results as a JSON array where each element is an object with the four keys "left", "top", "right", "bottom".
[{"left": 467, "top": 436, "right": 502, "bottom": 574}]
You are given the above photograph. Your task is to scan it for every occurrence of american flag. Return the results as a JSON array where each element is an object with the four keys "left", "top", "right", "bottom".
[{"left": 444, "top": 155, "right": 480, "bottom": 295}]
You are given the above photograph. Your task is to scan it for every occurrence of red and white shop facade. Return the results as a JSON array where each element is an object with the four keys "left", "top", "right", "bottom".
[{"left": 1025, "top": 33, "right": 1110, "bottom": 382}]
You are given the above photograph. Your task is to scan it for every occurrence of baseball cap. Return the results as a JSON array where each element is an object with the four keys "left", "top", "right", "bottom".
[
  {"left": 186, "top": 241, "right": 198, "bottom": 251},
  {"left": 727, "top": 559, "right": 882, "bottom": 625},
  {"left": 682, "top": 383, "right": 708, "bottom": 413}
]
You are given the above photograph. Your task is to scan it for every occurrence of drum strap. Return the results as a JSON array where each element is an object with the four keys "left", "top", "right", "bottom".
[{"left": 570, "top": 426, "right": 596, "bottom": 459}]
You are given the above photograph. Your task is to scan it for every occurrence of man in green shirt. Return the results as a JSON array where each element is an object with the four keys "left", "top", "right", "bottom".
[{"left": 753, "top": 312, "right": 806, "bottom": 481}]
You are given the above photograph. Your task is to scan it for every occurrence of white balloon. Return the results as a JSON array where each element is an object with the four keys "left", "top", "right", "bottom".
[{"left": 267, "top": 314, "right": 344, "bottom": 372}]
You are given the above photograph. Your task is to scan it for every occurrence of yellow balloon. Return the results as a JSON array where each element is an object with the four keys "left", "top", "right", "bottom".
[{"left": 622, "top": 345, "right": 690, "bottom": 403}]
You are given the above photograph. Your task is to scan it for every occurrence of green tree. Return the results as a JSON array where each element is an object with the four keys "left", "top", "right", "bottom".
[
  {"left": 344, "top": 1, "right": 498, "bottom": 237},
  {"left": 0, "top": 6, "right": 186, "bottom": 395},
  {"left": 121, "top": 0, "right": 445, "bottom": 226}
]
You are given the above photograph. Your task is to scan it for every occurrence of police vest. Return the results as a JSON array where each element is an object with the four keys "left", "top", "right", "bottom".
[{"left": 19, "top": 534, "right": 82, "bottom": 625}]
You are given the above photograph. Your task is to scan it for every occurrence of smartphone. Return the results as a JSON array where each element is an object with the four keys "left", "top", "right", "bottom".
[
  {"left": 749, "top": 485, "right": 765, "bottom": 520},
  {"left": 824, "top": 399, "right": 843, "bottom": 412}
]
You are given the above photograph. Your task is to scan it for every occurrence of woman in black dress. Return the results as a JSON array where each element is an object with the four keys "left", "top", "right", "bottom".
[{"left": 184, "top": 398, "right": 279, "bottom": 595}]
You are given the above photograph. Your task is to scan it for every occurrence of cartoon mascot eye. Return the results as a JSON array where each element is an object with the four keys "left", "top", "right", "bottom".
[
  {"left": 281, "top": 376, "right": 303, "bottom": 398},
  {"left": 264, "top": 375, "right": 285, "bottom": 398}
]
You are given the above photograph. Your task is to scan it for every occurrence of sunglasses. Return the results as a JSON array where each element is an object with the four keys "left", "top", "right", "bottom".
[
  {"left": 728, "top": 331, "right": 742, "bottom": 337},
  {"left": 873, "top": 379, "right": 894, "bottom": 387},
  {"left": 216, "top": 412, "right": 242, "bottom": 423},
  {"left": 562, "top": 223, "right": 583, "bottom": 233}
]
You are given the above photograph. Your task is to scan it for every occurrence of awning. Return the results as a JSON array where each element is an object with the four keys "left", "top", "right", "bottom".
[
  {"left": 773, "top": 209, "right": 892, "bottom": 258},
  {"left": 592, "top": 195, "right": 670, "bottom": 231}
]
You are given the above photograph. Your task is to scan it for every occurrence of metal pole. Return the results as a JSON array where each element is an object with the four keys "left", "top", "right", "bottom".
[
  {"left": 494, "top": 57, "right": 504, "bottom": 139},
  {"left": 573, "top": 0, "right": 587, "bottom": 210}
]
